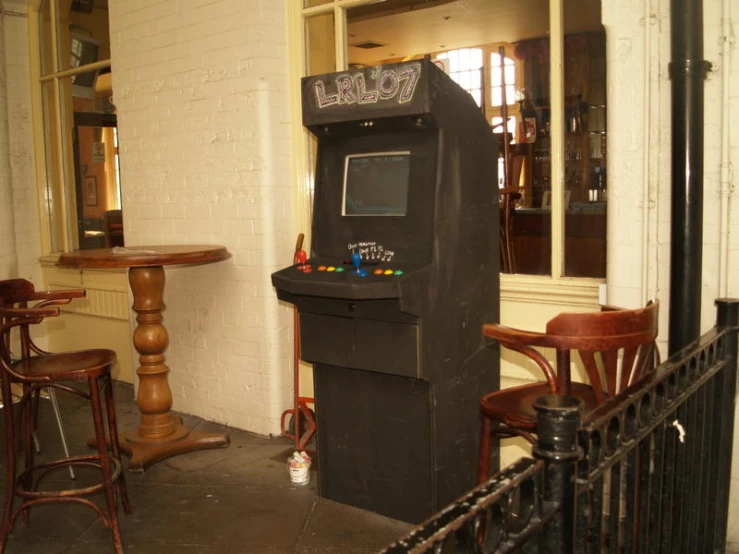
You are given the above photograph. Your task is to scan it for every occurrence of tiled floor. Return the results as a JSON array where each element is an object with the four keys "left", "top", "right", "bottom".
[{"left": 1, "top": 383, "right": 413, "bottom": 553}]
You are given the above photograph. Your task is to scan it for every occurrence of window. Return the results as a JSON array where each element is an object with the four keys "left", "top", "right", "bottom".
[
  {"left": 435, "top": 48, "right": 483, "bottom": 107},
  {"left": 435, "top": 45, "right": 521, "bottom": 135},
  {"left": 437, "top": 45, "right": 521, "bottom": 189},
  {"left": 29, "top": 0, "right": 121, "bottom": 253},
  {"left": 293, "top": 0, "right": 606, "bottom": 282}
]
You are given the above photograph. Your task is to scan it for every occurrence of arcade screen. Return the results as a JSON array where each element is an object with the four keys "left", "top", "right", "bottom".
[{"left": 342, "top": 152, "right": 410, "bottom": 216}]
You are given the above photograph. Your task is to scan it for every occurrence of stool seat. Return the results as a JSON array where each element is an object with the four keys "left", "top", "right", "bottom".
[
  {"left": 481, "top": 381, "right": 601, "bottom": 432},
  {"left": 11, "top": 349, "right": 116, "bottom": 380}
]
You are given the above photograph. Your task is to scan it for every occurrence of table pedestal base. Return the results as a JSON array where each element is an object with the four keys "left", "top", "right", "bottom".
[{"left": 117, "top": 418, "right": 230, "bottom": 472}]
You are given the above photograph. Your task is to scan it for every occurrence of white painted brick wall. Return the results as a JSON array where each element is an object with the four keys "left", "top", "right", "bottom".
[
  {"left": 605, "top": 0, "right": 739, "bottom": 546},
  {"left": 108, "top": 0, "right": 294, "bottom": 436},
  {"left": 0, "top": 1, "right": 41, "bottom": 283}
]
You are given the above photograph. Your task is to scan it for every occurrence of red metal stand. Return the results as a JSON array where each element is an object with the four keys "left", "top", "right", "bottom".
[{"left": 280, "top": 234, "right": 316, "bottom": 449}]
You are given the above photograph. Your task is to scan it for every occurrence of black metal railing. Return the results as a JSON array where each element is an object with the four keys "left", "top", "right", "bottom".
[{"left": 381, "top": 298, "right": 739, "bottom": 553}]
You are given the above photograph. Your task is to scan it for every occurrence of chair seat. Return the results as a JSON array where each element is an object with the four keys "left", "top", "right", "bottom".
[
  {"left": 480, "top": 381, "right": 602, "bottom": 432},
  {"left": 11, "top": 349, "right": 116, "bottom": 381}
]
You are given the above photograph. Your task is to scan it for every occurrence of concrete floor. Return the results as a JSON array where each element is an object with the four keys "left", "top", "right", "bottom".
[{"left": 1, "top": 383, "right": 413, "bottom": 553}]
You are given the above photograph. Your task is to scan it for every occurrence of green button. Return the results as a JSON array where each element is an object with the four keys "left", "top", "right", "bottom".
[
  {"left": 394, "top": 270, "right": 404, "bottom": 275},
  {"left": 335, "top": 267, "right": 345, "bottom": 272}
]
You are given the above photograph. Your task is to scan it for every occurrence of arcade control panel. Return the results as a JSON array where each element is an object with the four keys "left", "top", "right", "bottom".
[{"left": 271, "top": 252, "right": 429, "bottom": 301}]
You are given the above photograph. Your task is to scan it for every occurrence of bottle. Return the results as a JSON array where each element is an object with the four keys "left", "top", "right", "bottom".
[
  {"left": 590, "top": 165, "right": 600, "bottom": 202},
  {"left": 597, "top": 166, "right": 606, "bottom": 201}
]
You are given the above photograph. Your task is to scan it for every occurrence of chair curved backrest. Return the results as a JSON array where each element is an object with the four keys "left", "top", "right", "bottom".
[
  {"left": 0, "top": 279, "right": 85, "bottom": 357},
  {"left": 0, "top": 279, "right": 35, "bottom": 304},
  {"left": 545, "top": 300, "right": 659, "bottom": 403},
  {"left": 483, "top": 300, "right": 660, "bottom": 404},
  {"left": 0, "top": 280, "right": 36, "bottom": 359}
]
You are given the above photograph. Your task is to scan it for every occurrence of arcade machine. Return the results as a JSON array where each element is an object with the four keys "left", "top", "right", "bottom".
[{"left": 272, "top": 59, "right": 499, "bottom": 523}]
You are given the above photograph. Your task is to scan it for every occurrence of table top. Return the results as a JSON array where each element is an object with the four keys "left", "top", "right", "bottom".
[{"left": 57, "top": 245, "right": 232, "bottom": 269}]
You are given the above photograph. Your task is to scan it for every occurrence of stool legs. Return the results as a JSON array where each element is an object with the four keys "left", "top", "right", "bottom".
[
  {"left": 0, "top": 381, "right": 16, "bottom": 552},
  {"left": 20, "top": 386, "right": 34, "bottom": 525},
  {"left": 103, "top": 375, "right": 131, "bottom": 515},
  {"left": 478, "top": 416, "right": 493, "bottom": 485},
  {"left": 48, "top": 389, "right": 75, "bottom": 480},
  {"left": 0, "top": 376, "right": 130, "bottom": 554},
  {"left": 89, "top": 376, "right": 126, "bottom": 554}
]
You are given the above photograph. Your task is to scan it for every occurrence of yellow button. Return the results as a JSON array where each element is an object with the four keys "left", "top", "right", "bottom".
[
  {"left": 384, "top": 269, "right": 394, "bottom": 275},
  {"left": 327, "top": 266, "right": 336, "bottom": 272}
]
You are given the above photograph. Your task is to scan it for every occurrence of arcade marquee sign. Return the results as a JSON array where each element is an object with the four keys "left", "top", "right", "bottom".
[{"left": 310, "top": 62, "right": 422, "bottom": 109}]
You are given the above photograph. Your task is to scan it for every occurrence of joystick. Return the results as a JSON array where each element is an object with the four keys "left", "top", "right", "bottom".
[
  {"left": 295, "top": 249, "right": 307, "bottom": 269},
  {"left": 350, "top": 252, "right": 367, "bottom": 277}
]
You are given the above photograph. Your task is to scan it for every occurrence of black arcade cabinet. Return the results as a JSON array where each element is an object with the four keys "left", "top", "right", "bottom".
[{"left": 272, "top": 59, "right": 499, "bottom": 523}]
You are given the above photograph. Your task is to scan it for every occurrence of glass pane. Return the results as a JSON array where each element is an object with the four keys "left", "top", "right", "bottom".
[
  {"left": 458, "top": 70, "right": 472, "bottom": 90},
  {"left": 342, "top": 0, "right": 556, "bottom": 275},
  {"left": 490, "top": 52, "right": 517, "bottom": 108},
  {"left": 513, "top": 4, "right": 551, "bottom": 275},
  {"left": 563, "top": 1, "right": 606, "bottom": 278},
  {"left": 58, "top": 0, "right": 110, "bottom": 73},
  {"left": 68, "top": 66, "right": 122, "bottom": 250},
  {"left": 491, "top": 53, "right": 501, "bottom": 85},
  {"left": 74, "top": 123, "right": 123, "bottom": 249},
  {"left": 306, "top": 12, "right": 335, "bottom": 76},
  {"left": 39, "top": 0, "right": 55, "bottom": 76},
  {"left": 504, "top": 63, "right": 515, "bottom": 83}
]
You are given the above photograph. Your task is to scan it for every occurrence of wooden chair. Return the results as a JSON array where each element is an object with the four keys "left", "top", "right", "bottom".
[
  {"left": 478, "top": 300, "right": 659, "bottom": 483},
  {"left": 0, "top": 297, "right": 131, "bottom": 552},
  {"left": 103, "top": 209, "right": 124, "bottom": 247}
]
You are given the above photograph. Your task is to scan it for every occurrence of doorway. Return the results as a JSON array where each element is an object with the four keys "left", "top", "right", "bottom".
[{"left": 72, "top": 111, "right": 123, "bottom": 250}]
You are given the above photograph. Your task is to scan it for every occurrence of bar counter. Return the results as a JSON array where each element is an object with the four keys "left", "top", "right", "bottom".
[{"left": 512, "top": 204, "right": 606, "bottom": 277}]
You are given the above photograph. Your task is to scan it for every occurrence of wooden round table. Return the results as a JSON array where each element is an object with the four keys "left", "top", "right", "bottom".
[{"left": 57, "top": 245, "right": 232, "bottom": 471}]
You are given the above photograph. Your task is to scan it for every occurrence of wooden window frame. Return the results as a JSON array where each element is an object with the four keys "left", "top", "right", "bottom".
[
  {"left": 28, "top": 0, "right": 112, "bottom": 254},
  {"left": 288, "top": 0, "right": 602, "bottom": 303}
]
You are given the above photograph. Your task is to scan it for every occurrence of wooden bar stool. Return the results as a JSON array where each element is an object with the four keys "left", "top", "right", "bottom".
[
  {"left": 478, "top": 300, "right": 659, "bottom": 484},
  {"left": 0, "top": 305, "right": 131, "bottom": 554}
]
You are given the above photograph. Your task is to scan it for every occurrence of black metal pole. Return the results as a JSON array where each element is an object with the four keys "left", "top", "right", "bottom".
[
  {"left": 711, "top": 298, "right": 739, "bottom": 550},
  {"left": 668, "top": 0, "right": 711, "bottom": 355},
  {"left": 533, "top": 395, "right": 582, "bottom": 553}
]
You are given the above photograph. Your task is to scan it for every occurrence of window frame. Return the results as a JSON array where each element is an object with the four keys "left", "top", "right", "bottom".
[
  {"left": 28, "top": 0, "right": 112, "bottom": 255},
  {"left": 298, "top": 0, "right": 604, "bottom": 306},
  {"left": 290, "top": 0, "right": 594, "bottom": 290}
]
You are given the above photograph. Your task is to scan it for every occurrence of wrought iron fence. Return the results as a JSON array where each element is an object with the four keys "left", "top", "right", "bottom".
[{"left": 381, "top": 298, "right": 739, "bottom": 553}]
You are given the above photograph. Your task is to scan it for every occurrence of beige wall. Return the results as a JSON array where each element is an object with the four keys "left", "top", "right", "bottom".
[{"left": 41, "top": 265, "right": 134, "bottom": 383}]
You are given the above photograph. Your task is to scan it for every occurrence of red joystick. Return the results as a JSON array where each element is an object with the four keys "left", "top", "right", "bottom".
[{"left": 294, "top": 249, "right": 307, "bottom": 270}]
